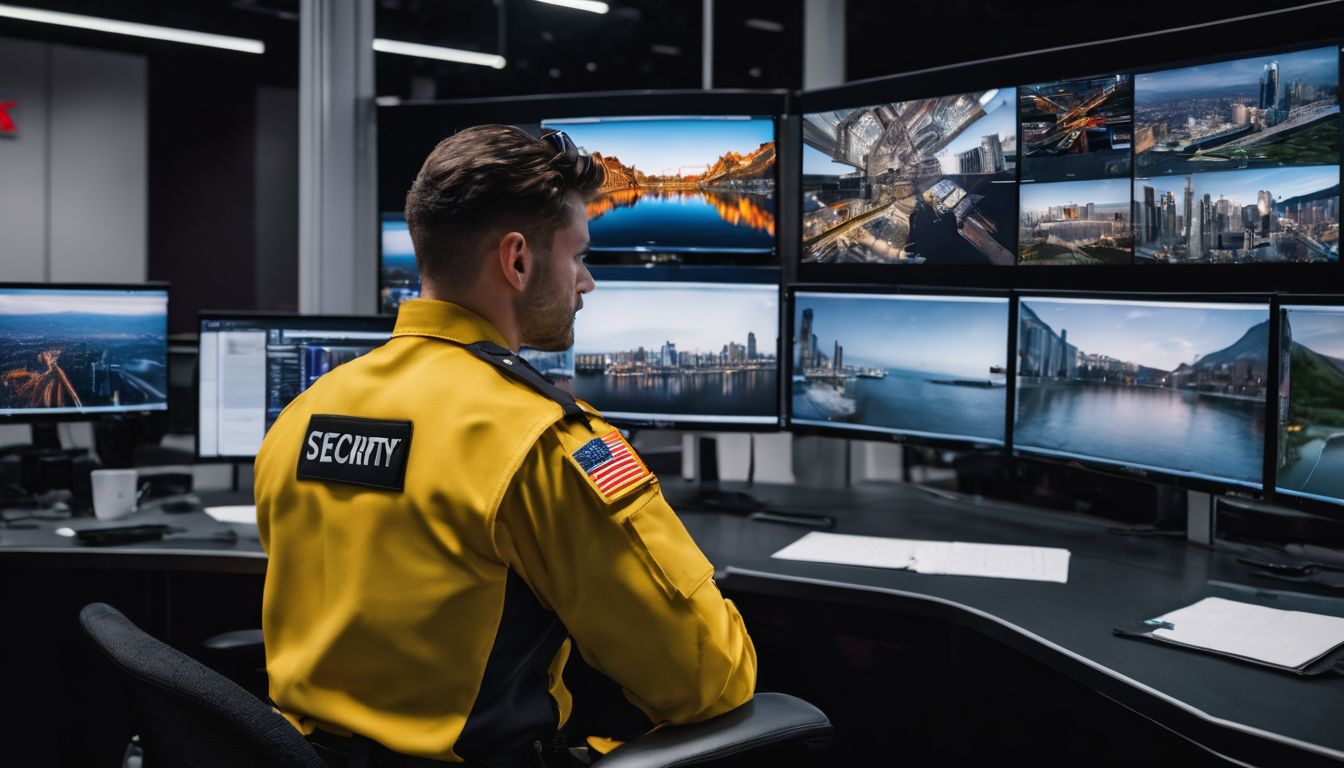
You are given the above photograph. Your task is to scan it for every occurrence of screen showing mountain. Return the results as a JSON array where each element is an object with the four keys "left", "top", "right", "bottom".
[
  {"left": 541, "top": 116, "right": 777, "bottom": 262},
  {"left": 1278, "top": 305, "right": 1344, "bottom": 505},
  {"left": 1015, "top": 297, "right": 1269, "bottom": 487}
]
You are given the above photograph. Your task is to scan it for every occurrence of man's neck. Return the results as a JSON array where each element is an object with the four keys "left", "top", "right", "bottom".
[{"left": 420, "top": 285, "right": 521, "bottom": 351}]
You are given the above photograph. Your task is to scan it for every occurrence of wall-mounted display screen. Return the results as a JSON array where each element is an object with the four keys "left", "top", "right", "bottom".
[
  {"left": 790, "top": 292, "right": 1009, "bottom": 445},
  {"left": 0, "top": 286, "right": 169, "bottom": 418},
  {"left": 1277, "top": 303, "right": 1344, "bottom": 506},
  {"left": 801, "top": 88, "right": 1018, "bottom": 265},
  {"left": 1015, "top": 296, "right": 1270, "bottom": 488},
  {"left": 1019, "top": 73, "right": 1133, "bottom": 183},
  {"left": 1018, "top": 178, "right": 1134, "bottom": 265},
  {"left": 380, "top": 213, "right": 419, "bottom": 313},
  {"left": 540, "top": 116, "right": 777, "bottom": 256},
  {"left": 571, "top": 281, "right": 779, "bottom": 426}
]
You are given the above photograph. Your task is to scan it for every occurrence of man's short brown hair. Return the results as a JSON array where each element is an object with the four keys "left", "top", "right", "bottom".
[{"left": 403, "top": 125, "right": 605, "bottom": 289}]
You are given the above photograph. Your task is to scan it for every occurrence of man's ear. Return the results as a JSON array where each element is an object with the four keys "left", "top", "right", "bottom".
[{"left": 497, "top": 231, "right": 530, "bottom": 292}]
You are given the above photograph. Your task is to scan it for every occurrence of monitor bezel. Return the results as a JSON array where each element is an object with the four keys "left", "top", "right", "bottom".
[
  {"left": 0, "top": 281, "right": 171, "bottom": 424},
  {"left": 194, "top": 310, "right": 396, "bottom": 462},
  {"left": 784, "top": 283, "right": 1015, "bottom": 451},
  {"left": 1011, "top": 289, "right": 1275, "bottom": 498},
  {"left": 1270, "top": 293, "right": 1344, "bottom": 514},
  {"left": 573, "top": 271, "right": 784, "bottom": 433}
]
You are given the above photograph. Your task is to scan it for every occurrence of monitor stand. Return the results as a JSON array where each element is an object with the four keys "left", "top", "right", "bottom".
[{"left": 691, "top": 436, "right": 833, "bottom": 528}]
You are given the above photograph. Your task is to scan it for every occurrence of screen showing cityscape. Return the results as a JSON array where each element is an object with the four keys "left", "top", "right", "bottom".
[
  {"left": 1019, "top": 73, "right": 1133, "bottom": 183},
  {"left": 791, "top": 292, "right": 1009, "bottom": 444},
  {"left": 1134, "top": 44, "right": 1339, "bottom": 177},
  {"left": 1277, "top": 304, "right": 1344, "bottom": 506},
  {"left": 1019, "top": 178, "right": 1134, "bottom": 264},
  {"left": 801, "top": 88, "right": 1018, "bottom": 265},
  {"left": 1015, "top": 297, "right": 1270, "bottom": 487},
  {"left": 380, "top": 214, "right": 419, "bottom": 313},
  {"left": 0, "top": 286, "right": 169, "bottom": 418},
  {"left": 1133, "top": 165, "right": 1339, "bottom": 263},
  {"left": 540, "top": 116, "right": 777, "bottom": 256},
  {"left": 571, "top": 281, "right": 778, "bottom": 425},
  {"left": 197, "top": 315, "right": 394, "bottom": 458}
]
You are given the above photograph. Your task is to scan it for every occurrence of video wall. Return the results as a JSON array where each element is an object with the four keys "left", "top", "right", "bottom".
[{"left": 801, "top": 43, "right": 1340, "bottom": 267}]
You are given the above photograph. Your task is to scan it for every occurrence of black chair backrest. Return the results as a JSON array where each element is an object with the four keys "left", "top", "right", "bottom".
[{"left": 78, "top": 602, "right": 324, "bottom": 768}]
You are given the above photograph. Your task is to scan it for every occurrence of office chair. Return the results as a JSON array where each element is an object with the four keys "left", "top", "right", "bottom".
[{"left": 82, "top": 603, "right": 833, "bottom": 768}]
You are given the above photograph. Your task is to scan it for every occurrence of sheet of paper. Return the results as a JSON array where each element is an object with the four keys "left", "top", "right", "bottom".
[
  {"left": 913, "top": 541, "right": 1071, "bottom": 584},
  {"left": 204, "top": 505, "right": 258, "bottom": 525},
  {"left": 1149, "top": 596, "right": 1344, "bottom": 669},
  {"left": 770, "top": 532, "right": 922, "bottom": 570},
  {"left": 771, "top": 533, "right": 1070, "bottom": 583}
]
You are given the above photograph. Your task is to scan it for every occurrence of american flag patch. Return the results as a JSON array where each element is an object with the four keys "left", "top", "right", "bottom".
[{"left": 572, "top": 431, "right": 650, "bottom": 499}]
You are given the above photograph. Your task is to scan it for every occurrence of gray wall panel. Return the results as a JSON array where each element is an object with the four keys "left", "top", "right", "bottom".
[{"left": 0, "top": 37, "right": 50, "bottom": 281}]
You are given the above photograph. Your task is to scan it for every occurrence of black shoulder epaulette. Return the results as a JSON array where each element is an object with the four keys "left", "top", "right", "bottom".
[{"left": 465, "top": 341, "right": 592, "bottom": 430}]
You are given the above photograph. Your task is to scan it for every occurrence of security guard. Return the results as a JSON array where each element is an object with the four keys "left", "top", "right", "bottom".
[{"left": 255, "top": 125, "right": 756, "bottom": 766}]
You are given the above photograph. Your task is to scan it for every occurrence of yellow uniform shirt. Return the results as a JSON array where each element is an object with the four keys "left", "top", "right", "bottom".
[{"left": 254, "top": 299, "right": 756, "bottom": 763}]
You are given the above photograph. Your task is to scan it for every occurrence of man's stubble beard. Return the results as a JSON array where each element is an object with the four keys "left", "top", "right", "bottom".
[{"left": 518, "top": 260, "right": 576, "bottom": 352}]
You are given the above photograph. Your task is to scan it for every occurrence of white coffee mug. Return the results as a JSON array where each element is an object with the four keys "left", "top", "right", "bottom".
[{"left": 91, "top": 469, "right": 139, "bottom": 521}]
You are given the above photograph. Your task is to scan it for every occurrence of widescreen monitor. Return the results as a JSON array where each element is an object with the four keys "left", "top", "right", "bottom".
[
  {"left": 540, "top": 115, "right": 777, "bottom": 259},
  {"left": 197, "top": 314, "right": 394, "bottom": 459},
  {"left": 570, "top": 280, "right": 779, "bottom": 428},
  {"left": 789, "top": 291, "right": 1009, "bottom": 445},
  {"left": 0, "top": 284, "right": 169, "bottom": 419},
  {"left": 800, "top": 88, "right": 1018, "bottom": 265},
  {"left": 1014, "top": 295, "right": 1270, "bottom": 489},
  {"left": 1277, "top": 302, "right": 1344, "bottom": 507}
]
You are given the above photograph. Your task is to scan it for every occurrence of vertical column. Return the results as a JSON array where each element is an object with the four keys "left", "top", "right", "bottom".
[
  {"left": 299, "top": 0, "right": 377, "bottom": 314},
  {"left": 803, "top": 0, "right": 845, "bottom": 90}
]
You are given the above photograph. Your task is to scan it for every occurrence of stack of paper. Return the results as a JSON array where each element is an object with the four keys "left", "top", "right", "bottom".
[
  {"left": 771, "top": 532, "right": 1070, "bottom": 584},
  {"left": 1146, "top": 597, "right": 1344, "bottom": 669}
]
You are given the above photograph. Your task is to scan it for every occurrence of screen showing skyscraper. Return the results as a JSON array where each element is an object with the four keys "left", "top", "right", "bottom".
[
  {"left": 0, "top": 286, "right": 169, "bottom": 418},
  {"left": 1277, "top": 304, "right": 1344, "bottom": 506},
  {"left": 1015, "top": 297, "right": 1270, "bottom": 488},
  {"left": 801, "top": 88, "right": 1018, "bottom": 265},
  {"left": 791, "top": 292, "right": 1009, "bottom": 445},
  {"left": 540, "top": 116, "right": 777, "bottom": 257},
  {"left": 1019, "top": 73, "right": 1133, "bottom": 183},
  {"left": 1133, "top": 166, "right": 1339, "bottom": 263},
  {"left": 1134, "top": 44, "right": 1339, "bottom": 176},
  {"left": 571, "top": 281, "right": 778, "bottom": 425}
]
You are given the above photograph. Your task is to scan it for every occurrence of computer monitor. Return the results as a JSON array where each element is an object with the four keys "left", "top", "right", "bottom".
[
  {"left": 380, "top": 213, "right": 419, "bottom": 314},
  {"left": 539, "top": 115, "right": 778, "bottom": 259},
  {"left": 196, "top": 313, "right": 394, "bottom": 459},
  {"left": 1277, "top": 300, "right": 1344, "bottom": 507},
  {"left": 788, "top": 290, "right": 1009, "bottom": 446},
  {"left": 1014, "top": 295, "right": 1271, "bottom": 490},
  {"left": 800, "top": 87, "right": 1018, "bottom": 265},
  {"left": 0, "top": 284, "right": 169, "bottom": 419},
  {"left": 570, "top": 279, "right": 780, "bottom": 429}
]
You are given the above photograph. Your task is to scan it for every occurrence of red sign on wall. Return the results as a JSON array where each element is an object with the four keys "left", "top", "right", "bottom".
[{"left": 0, "top": 101, "right": 16, "bottom": 135}]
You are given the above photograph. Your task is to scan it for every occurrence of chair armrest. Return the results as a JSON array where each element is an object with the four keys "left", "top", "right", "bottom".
[
  {"left": 201, "top": 628, "right": 264, "bottom": 652},
  {"left": 596, "top": 693, "right": 832, "bottom": 768}
]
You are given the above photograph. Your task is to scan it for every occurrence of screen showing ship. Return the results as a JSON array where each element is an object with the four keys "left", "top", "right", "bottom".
[
  {"left": 1, "top": 287, "right": 168, "bottom": 416},
  {"left": 791, "top": 292, "right": 1008, "bottom": 444}
]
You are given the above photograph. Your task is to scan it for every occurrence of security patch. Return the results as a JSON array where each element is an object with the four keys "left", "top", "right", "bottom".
[
  {"left": 572, "top": 430, "right": 650, "bottom": 500},
  {"left": 297, "top": 414, "right": 413, "bottom": 491}
]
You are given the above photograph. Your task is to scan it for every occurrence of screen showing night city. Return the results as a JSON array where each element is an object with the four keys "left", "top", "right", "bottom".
[{"left": 0, "top": 287, "right": 169, "bottom": 417}]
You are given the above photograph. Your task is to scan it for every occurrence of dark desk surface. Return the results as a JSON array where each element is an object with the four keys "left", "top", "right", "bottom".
[{"left": 3, "top": 481, "right": 1341, "bottom": 766}]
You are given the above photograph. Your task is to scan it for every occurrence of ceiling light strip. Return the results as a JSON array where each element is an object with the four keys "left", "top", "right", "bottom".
[{"left": 0, "top": 3, "right": 265, "bottom": 54}]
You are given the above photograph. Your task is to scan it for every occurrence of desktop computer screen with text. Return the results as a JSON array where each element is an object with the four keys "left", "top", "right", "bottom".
[
  {"left": 791, "top": 291, "right": 1009, "bottom": 445},
  {"left": 571, "top": 281, "right": 779, "bottom": 427},
  {"left": 1015, "top": 296, "right": 1270, "bottom": 488},
  {"left": 0, "top": 285, "right": 169, "bottom": 418},
  {"left": 197, "top": 315, "right": 394, "bottom": 458}
]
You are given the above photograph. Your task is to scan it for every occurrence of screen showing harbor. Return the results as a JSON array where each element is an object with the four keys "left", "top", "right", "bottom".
[
  {"left": 1277, "top": 304, "right": 1344, "bottom": 506},
  {"left": 791, "top": 293, "right": 1008, "bottom": 444}
]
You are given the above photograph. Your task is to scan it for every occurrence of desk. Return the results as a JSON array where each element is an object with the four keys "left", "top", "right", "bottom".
[
  {"left": 663, "top": 481, "right": 1344, "bottom": 768},
  {"left": 3, "top": 483, "right": 1341, "bottom": 766}
]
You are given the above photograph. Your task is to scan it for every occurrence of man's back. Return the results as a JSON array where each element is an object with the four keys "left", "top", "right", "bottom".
[{"left": 255, "top": 299, "right": 756, "bottom": 763}]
